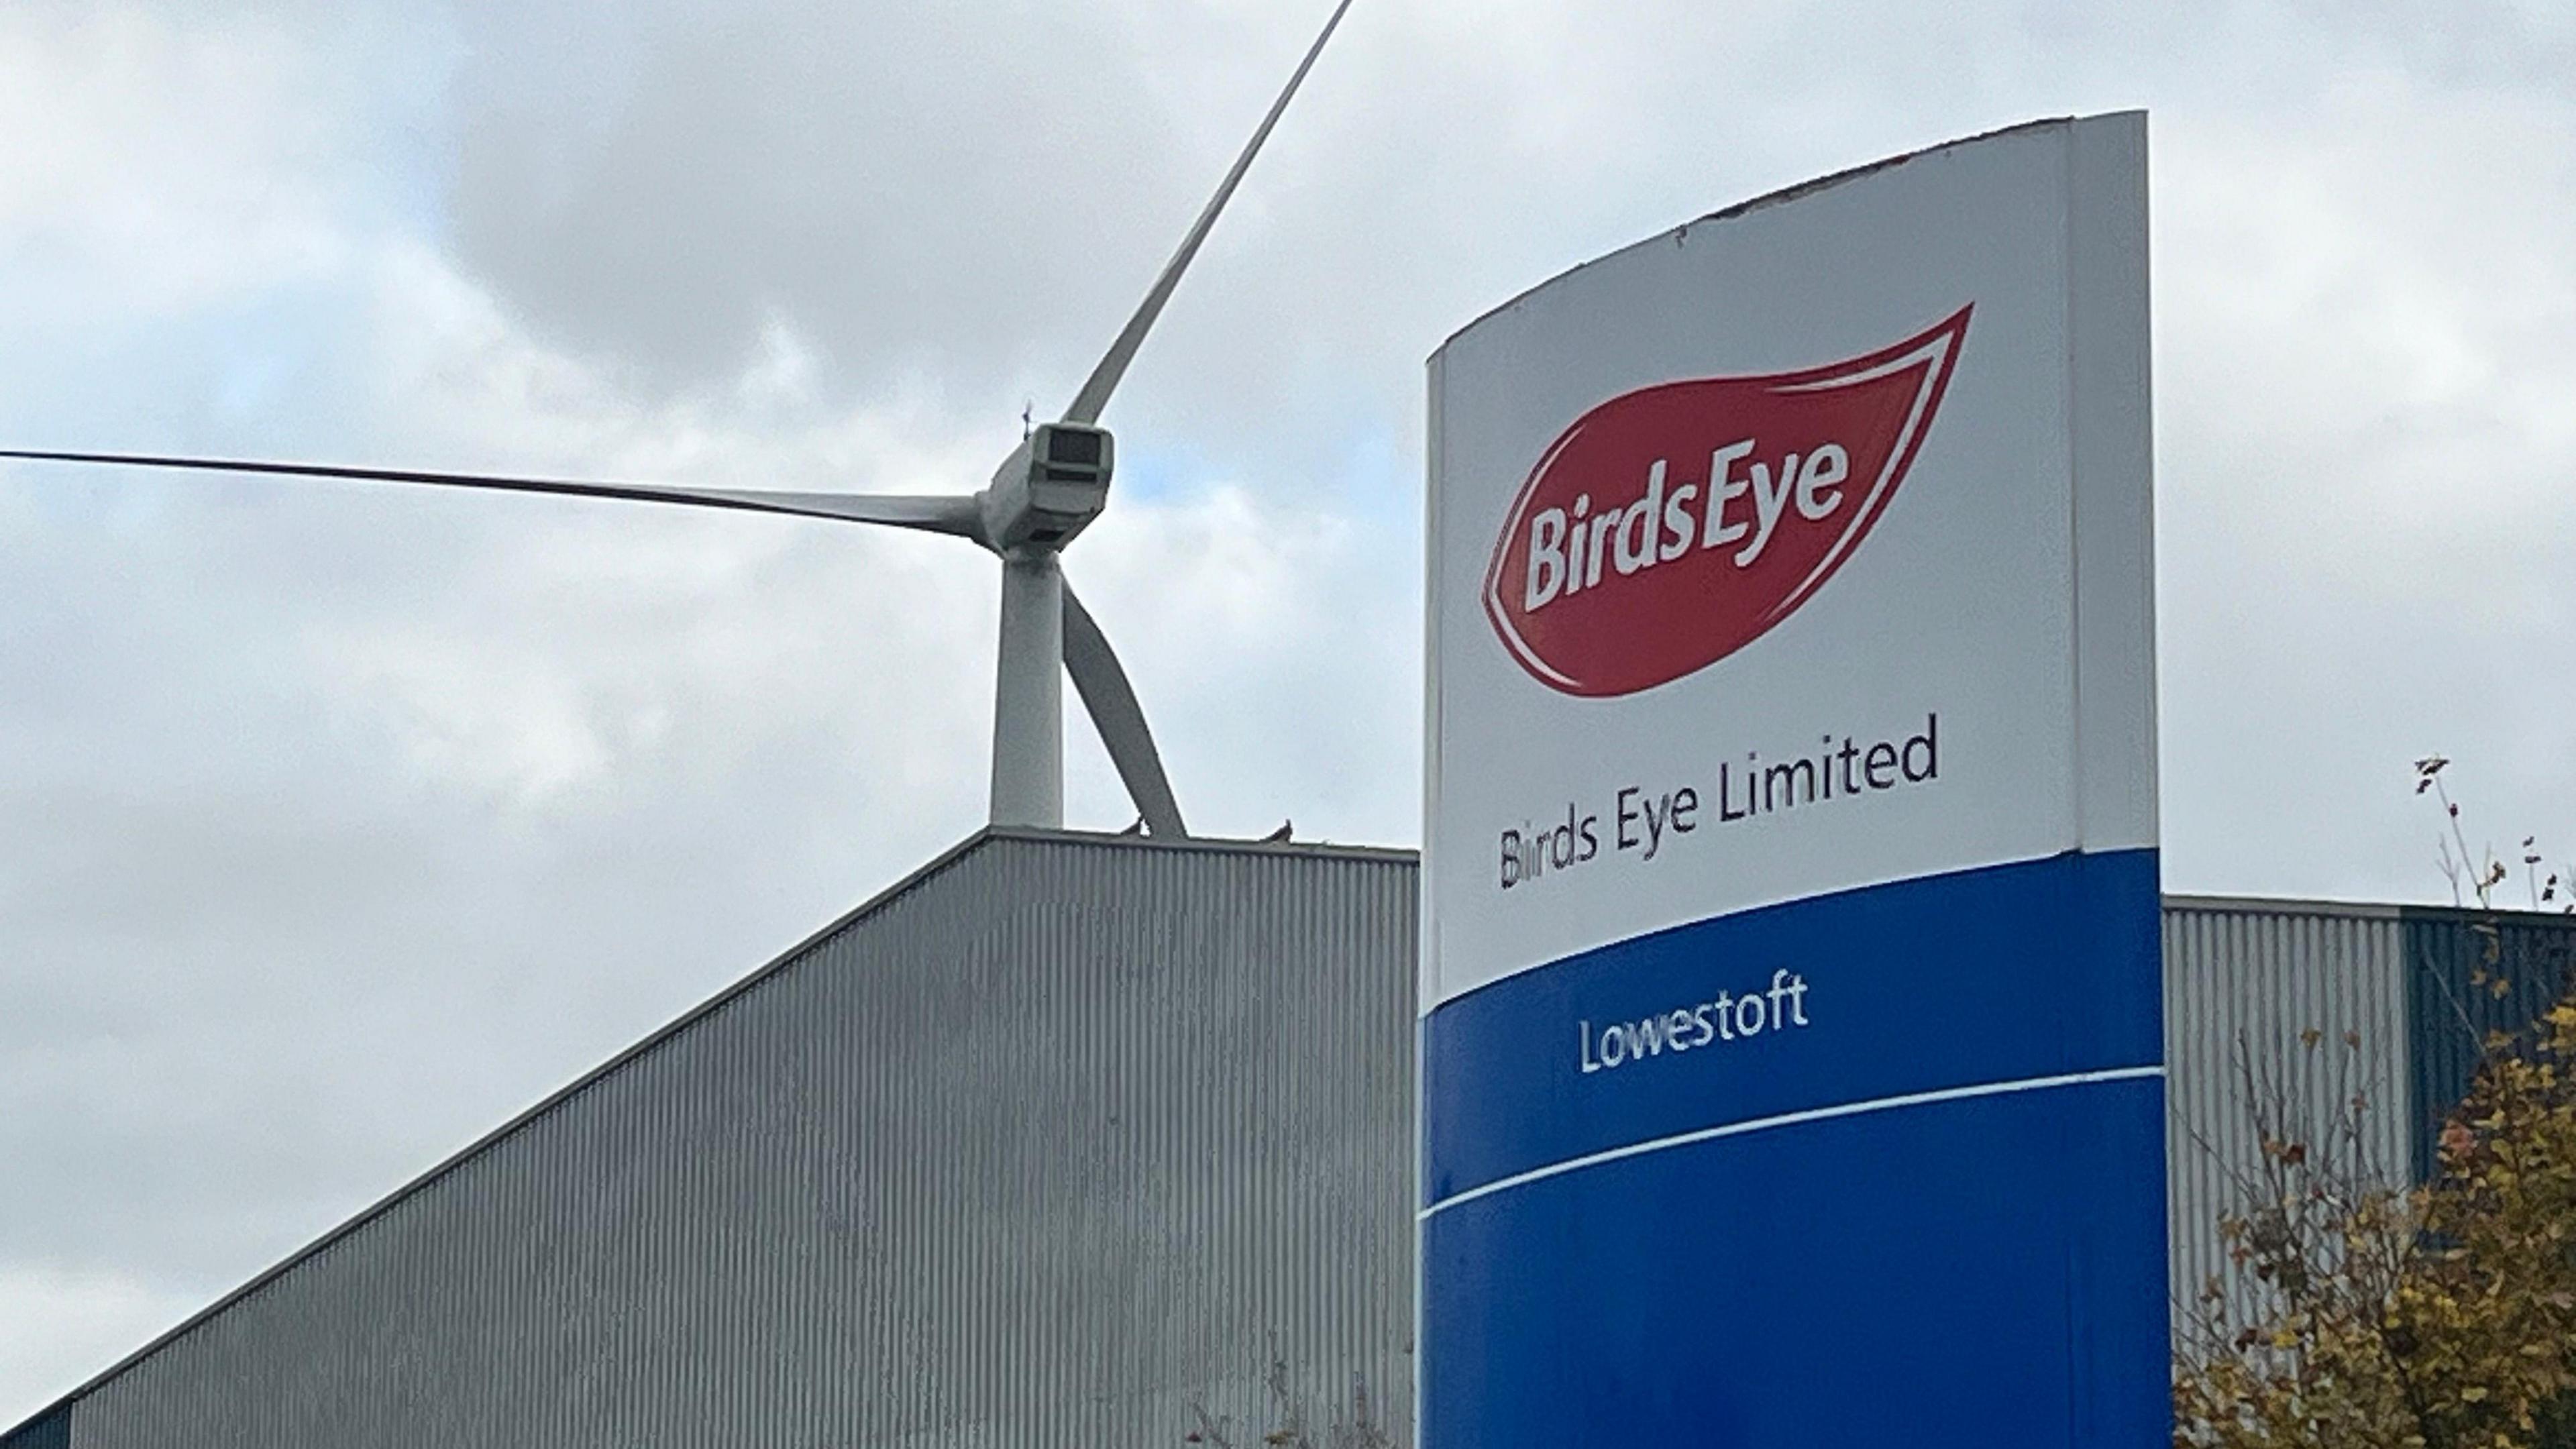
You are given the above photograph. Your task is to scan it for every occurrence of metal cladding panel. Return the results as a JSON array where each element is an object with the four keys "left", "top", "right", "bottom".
[
  {"left": 15, "top": 864, "right": 2506, "bottom": 1445},
  {"left": 2159, "top": 900, "right": 2409, "bottom": 1331},
  {"left": 0, "top": 1407, "right": 68, "bottom": 1449},
  {"left": 2402, "top": 905, "right": 2576, "bottom": 1183},
  {"left": 58, "top": 833, "right": 1418, "bottom": 1449}
]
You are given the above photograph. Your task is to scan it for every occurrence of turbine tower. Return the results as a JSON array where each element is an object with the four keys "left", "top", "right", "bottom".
[{"left": 3, "top": 0, "right": 1359, "bottom": 841}]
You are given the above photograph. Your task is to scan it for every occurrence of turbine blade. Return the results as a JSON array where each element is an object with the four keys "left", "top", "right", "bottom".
[
  {"left": 1059, "top": 0, "right": 1354, "bottom": 426},
  {"left": 1061, "top": 581, "right": 1187, "bottom": 838},
  {"left": 747, "top": 489, "right": 985, "bottom": 537},
  {"left": 0, "top": 448, "right": 983, "bottom": 539}
]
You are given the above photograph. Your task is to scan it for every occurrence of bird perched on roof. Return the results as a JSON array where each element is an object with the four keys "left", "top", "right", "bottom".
[{"left": 1260, "top": 820, "right": 1293, "bottom": 843}]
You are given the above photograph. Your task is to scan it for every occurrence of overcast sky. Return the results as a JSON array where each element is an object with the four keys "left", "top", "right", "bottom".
[{"left": 3, "top": 0, "right": 2573, "bottom": 1424}]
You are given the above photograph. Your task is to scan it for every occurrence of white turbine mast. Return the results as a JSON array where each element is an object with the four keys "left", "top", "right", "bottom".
[{"left": 2, "top": 0, "right": 1359, "bottom": 842}]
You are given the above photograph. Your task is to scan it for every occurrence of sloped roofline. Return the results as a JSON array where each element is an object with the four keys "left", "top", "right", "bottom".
[
  {"left": 6, "top": 826, "right": 1411, "bottom": 1436},
  {"left": 18, "top": 821, "right": 2538, "bottom": 1437}
]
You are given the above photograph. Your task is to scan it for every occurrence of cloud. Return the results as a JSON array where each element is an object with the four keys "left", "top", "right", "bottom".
[
  {"left": 0, "top": 1267, "right": 198, "bottom": 1415},
  {"left": 1061, "top": 477, "right": 1419, "bottom": 843},
  {"left": 2146, "top": 42, "right": 2576, "bottom": 900},
  {"left": 0, "top": 7, "right": 1422, "bottom": 1421},
  {"left": 4, "top": 0, "right": 2576, "bottom": 1427}
]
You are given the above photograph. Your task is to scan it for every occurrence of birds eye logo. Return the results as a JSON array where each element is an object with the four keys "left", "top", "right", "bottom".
[{"left": 1481, "top": 307, "right": 1971, "bottom": 698}]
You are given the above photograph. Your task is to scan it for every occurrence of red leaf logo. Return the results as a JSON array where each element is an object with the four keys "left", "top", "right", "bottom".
[{"left": 1482, "top": 307, "right": 1971, "bottom": 697}]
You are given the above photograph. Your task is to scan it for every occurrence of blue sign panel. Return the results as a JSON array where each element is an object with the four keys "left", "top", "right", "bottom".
[{"left": 1421, "top": 115, "right": 2164, "bottom": 1446}]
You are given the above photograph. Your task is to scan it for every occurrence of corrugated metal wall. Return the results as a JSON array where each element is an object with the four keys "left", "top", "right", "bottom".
[
  {"left": 0, "top": 1407, "right": 66, "bottom": 1449},
  {"left": 55, "top": 832, "right": 1418, "bottom": 1449},
  {"left": 29, "top": 850, "right": 2576, "bottom": 1446},
  {"left": 2401, "top": 905, "right": 2576, "bottom": 1181},
  {"left": 2158, "top": 898, "right": 2412, "bottom": 1333}
]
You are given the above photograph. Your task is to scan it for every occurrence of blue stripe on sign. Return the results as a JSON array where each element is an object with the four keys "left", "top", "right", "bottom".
[
  {"left": 1419, "top": 847, "right": 2162, "bottom": 1209},
  {"left": 1418, "top": 1062, "right": 2163, "bottom": 1218},
  {"left": 1419, "top": 1068, "right": 2172, "bottom": 1447}
]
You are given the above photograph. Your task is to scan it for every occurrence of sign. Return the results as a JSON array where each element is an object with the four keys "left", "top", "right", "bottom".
[{"left": 1419, "top": 115, "right": 2165, "bottom": 1446}]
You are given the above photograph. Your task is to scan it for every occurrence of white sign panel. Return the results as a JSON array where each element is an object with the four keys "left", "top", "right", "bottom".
[{"left": 1419, "top": 114, "right": 2164, "bottom": 1447}]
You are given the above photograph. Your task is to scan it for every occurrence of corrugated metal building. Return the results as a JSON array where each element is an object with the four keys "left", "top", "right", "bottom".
[
  {"left": 10, "top": 831, "right": 2573, "bottom": 1447},
  {"left": 2161, "top": 894, "right": 2576, "bottom": 1317},
  {"left": 2159, "top": 897, "right": 2414, "bottom": 1318},
  {"left": 5, "top": 832, "right": 1419, "bottom": 1449}
]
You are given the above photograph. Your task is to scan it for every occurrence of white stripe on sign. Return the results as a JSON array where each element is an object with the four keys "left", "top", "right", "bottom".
[{"left": 1417, "top": 1064, "right": 2166, "bottom": 1221}]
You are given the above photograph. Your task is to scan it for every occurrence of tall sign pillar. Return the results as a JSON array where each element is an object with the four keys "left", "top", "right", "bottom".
[{"left": 1420, "top": 114, "right": 2165, "bottom": 1445}]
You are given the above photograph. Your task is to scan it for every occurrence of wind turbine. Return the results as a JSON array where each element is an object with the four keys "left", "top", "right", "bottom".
[{"left": 2, "top": 0, "right": 1359, "bottom": 842}]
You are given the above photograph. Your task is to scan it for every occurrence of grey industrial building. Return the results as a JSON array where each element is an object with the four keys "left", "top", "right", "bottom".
[{"left": 8, "top": 829, "right": 2572, "bottom": 1449}]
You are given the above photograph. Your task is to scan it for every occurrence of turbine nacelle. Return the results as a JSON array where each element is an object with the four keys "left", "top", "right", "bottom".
[
  {"left": 979, "top": 423, "right": 1114, "bottom": 555},
  {"left": 0, "top": 0, "right": 1357, "bottom": 845}
]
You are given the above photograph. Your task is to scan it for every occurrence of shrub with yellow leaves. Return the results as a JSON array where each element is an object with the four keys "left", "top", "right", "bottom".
[
  {"left": 2175, "top": 996, "right": 2576, "bottom": 1448},
  {"left": 2176, "top": 765, "right": 2576, "bottom": 1448}
]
